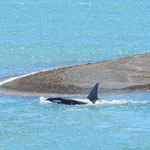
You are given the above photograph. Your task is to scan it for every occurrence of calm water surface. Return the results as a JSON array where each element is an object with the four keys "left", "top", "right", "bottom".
[{"left": 0, "top": 0, "right": 150, "bottom": 149}]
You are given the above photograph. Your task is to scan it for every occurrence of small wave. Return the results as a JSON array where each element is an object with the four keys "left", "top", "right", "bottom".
[
  {"left": 0, "top": 77, "right": 19, "bottom": 86},
  {"left": 0, "top": 67, "right": 64, "bottom": 86},
  {"left": 78, "top": 3, "right": 91, "bottom": 6},
  {"left": 0, "top": 69, "right": 53, "bottom": 86},
  {"left": 39, "top": 97, "right": 52, "bottom": 104},
  {"left": 95, "top": 99, "right": 149, "bottom": 105},
  {"left": 17, "top": 2, "right": 25, "bottom": 6},
  {"left": 65, "top": 108, "right": 88, "bottom": 112},
  {"left": 0, "top": 72, "right": 38, "bottom": 86}
]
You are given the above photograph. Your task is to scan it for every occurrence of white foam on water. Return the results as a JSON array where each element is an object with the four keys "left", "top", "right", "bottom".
[
  {"left": 94, "top": 99, "right": 149, "bottom": 105},
  {"left": 78, "top": 3, "right": 91, "bottom": 6},
  {"left": 0, "top": 69, "right": 54, "bottom": 86},
  {"left": 0, "top": 66, "right": 72, "bottom": 86},
  {"left": 0, "top": 77, "right": 17, "bottom": 86},
  {"left": 65, "top": 108, "right": 89, "bottom": 112},
  {"left": 72, "top": 99, "right": 149, "bottom": 105},
  {"left": 0, "top": 72, "right": 38, "bottom": 86},
  {"left": 39, "top": 97, "right": 52, "bottom": 104},
  {"left": 17, "top": 1, "right": 25, "bottom": 6}
]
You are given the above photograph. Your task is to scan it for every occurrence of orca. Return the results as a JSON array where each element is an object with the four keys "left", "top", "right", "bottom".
[{"left": 46, "top": 83, "right": 99, "bottom": 105}]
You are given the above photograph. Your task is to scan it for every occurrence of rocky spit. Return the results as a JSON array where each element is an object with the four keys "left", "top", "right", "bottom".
[{"left": 1, "top": 53, "right": 150, "bottom": 96}]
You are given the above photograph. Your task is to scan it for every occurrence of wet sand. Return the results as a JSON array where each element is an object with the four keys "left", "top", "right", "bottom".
[{"left": 1, "top": 53, "right": 150, "bottom": 96}]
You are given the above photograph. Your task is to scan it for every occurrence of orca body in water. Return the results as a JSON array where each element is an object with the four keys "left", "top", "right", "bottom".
[{"left": 46, "top": 83, "right": 99, "bottom": 105}]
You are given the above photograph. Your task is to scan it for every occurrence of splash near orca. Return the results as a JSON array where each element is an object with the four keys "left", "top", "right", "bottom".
[{"left": 46, "top": 83, "right": 99, "bottom": 105}]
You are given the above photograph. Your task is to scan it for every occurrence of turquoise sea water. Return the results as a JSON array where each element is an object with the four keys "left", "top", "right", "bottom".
[{"left": 0, "top": 0, "right": 150, "bottom": 149}]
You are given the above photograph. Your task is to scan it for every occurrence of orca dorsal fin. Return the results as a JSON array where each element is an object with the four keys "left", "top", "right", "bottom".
[{"left": 87, "top": 83, "right": 99, "bottom": 103}]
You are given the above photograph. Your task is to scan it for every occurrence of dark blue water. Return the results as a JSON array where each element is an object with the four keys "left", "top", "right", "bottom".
[{"left": 0, "top": 0, "right": 150, "bottom": 149}]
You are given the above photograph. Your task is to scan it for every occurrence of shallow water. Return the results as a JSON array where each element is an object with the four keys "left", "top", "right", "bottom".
[{"left": 0, "top": 0, "right": 150, "bottom": 149}]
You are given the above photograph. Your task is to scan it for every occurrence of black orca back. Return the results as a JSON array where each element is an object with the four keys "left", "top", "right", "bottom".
[
  {"left": 46, "top": 97, "right": 87, "bottom": 105},
  {"left": 46, "top": 83, "right": 99, "bottom": 105}
]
